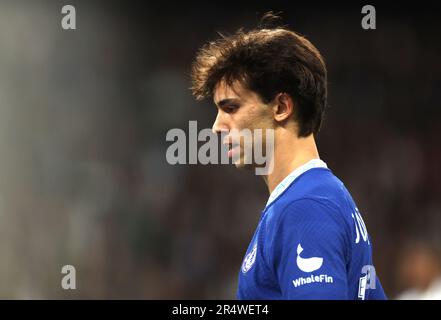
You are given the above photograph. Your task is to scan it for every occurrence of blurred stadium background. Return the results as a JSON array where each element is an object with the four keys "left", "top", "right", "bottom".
[{"left": 0, "top": 0, "right": 440, "bottom": 298}]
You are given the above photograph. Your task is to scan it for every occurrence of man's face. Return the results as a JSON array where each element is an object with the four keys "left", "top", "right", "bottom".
[{"left": 212, "top": 80, "right": 275, "bottom": 169}]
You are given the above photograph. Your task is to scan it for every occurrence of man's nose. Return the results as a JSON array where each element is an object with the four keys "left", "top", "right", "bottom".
[{"left": 211, "top": 110, "right": 228, "bottom": 134}]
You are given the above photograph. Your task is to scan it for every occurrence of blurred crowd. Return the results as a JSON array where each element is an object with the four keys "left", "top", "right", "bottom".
[{"left": 0, "top": 1, "right": 440, "bottom": 298}]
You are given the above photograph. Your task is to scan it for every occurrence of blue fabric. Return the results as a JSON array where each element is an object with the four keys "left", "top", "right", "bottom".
[{"left": 237, "top": 168, "right": 387, "bottom": 300}]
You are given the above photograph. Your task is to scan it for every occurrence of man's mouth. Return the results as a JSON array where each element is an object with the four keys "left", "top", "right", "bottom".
[{"left": 227, "top": 143, "right": 240, "bottom": 158}]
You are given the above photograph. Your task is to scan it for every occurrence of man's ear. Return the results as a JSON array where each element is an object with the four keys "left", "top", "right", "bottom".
[{"left": 273, "top": 92, "right": 295, "bottom": 123}]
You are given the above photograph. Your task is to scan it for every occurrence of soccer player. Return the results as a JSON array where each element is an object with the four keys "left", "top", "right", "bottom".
[{"left": 190, "top": 17, "right": 387, "bottom": 300}]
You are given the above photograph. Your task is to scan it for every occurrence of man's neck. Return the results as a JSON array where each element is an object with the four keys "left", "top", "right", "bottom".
[{"left": 263, "top": 132, "right": 320, "bottom": 194}]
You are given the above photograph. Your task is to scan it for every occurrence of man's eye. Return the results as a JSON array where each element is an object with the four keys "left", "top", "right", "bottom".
[{"left": 225, "top": 105, "right": 239, "bottom": 113}]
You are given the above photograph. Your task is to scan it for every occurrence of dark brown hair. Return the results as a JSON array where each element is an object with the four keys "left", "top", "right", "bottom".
[{"left": 191, "top": 15, "right": 327, "bottom": 137}]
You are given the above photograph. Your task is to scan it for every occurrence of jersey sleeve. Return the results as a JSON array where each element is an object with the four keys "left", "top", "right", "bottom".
[{"left": 265, "top": 198, "right": 350, "bottom": 299}]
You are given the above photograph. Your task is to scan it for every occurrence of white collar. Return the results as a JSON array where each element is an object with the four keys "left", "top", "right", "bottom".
[{"left": 265, "top": 159, "right": 328, "bottom": 208}]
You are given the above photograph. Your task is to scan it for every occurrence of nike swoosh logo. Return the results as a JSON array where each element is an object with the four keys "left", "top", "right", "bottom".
[{"left": 296, "top": 244, "right": 323, "bottom": 272}]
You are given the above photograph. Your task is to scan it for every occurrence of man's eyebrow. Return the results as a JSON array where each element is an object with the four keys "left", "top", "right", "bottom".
[{"left": 216, "top": 98, "right": 240, "bottom": 107}]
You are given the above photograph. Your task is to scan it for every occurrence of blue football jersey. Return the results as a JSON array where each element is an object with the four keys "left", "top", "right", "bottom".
[{"left": 237, "top": 160, "right": 387, "bottom": 300}]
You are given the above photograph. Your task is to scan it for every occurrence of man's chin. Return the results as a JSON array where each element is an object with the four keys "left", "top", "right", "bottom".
[{"left": 233, "top": 158, "right": 255, "bottom": 171}]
